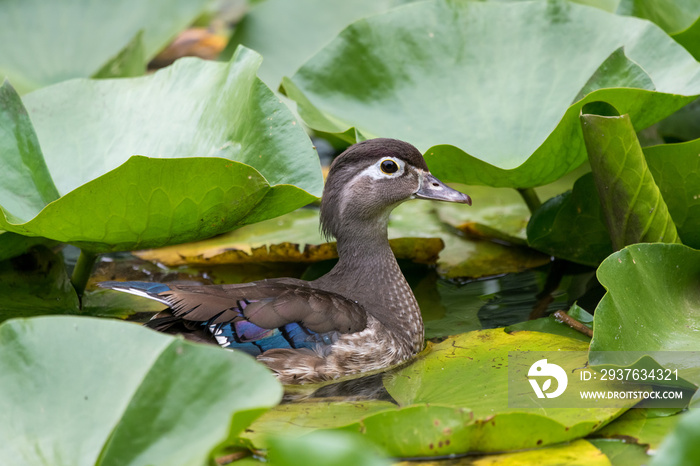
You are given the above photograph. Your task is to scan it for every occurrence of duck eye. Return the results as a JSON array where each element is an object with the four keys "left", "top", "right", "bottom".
[{"left": 380, "top": 159, "right": 399, "bottom": 174}]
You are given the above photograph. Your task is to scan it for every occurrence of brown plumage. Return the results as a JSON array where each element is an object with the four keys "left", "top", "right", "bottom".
[{"left": 101, "top": 138, "right": 471, "bottom": 383}]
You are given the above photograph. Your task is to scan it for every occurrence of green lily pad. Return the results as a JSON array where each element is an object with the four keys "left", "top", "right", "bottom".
[
  {"left": 581, "top": 113, "right": 680, "bottom": 250},
  {"left": 527, "top": 173, "right": 613, "bottom": 266},
  {"left": 437, "top": 164, "right": 591, "bottom": 245},
  {"left": 0, "top": 0, "right": 214, "bottom": 94},
  {"left": 528, "top": 133, "right": 700, "bottom": 264},
  {"left": 241, "top": 400, "right": 398, "bottom": 448},
  {"left": 396, "top": 439, "right": 610, "bottom": 465},
  {"left": 282, "top": 0, "right": 700, "bottom": 188},
  {"left": 135, "top": 207, "right": 444, "bottom": 265},
  {"left": 589, "top": 243, "right": 700, "bottom": 382},
  {"left": 0, "top": 246, "right": 79, "bottom": 322},
  {"left": 616, "top": 0, "right": 700, "bottom": 60},
  {"left": 0, "top": 231, "right": 55, "bottom": 262},
  {"left": 593, "top": 409, "right": 683, "bottom": 451},
  {"left": 0, "top": 48, "right": 322, "bottom": 253},
  {"left": 655, "top": 98, "right": 700, "bottom": 143},
  {"left": 136, "top": 200, "right": 548, "bottom": 279},
  {"left": 506, "top": 315, "right": 592, "bottom": 343},
  {"left": 645, "top": 138, "right": 700, "bottom": 249},
  {"left": 588, "top": 439, "right": 649, "bottom": 466},
  {"left": 243, "top": 329, "right": 631, "bottom": 457},
  {"left": 221, "top": 0, "right": 408, "bottom": 89},
  {"left": 267, "top": 430, "right": 389, "bottom": 466},
  {"left": 0, "top": 316, "right": 282, "bottom": 465},
  {"left": 650, "top": 408, "right": 700, "bottom": 466}
]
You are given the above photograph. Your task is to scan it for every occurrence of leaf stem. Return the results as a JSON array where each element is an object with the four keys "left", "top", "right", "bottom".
[
  {"left": 71, "top": 250, "right": 98, "bottom": 303},
  {"left": 517, "top": 188, "right": 542, "bottom": 214},
  {"left": 553, "top": 310, "right": 593, "bottom": 338}
]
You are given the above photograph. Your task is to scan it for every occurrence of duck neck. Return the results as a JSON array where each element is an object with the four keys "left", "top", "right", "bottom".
[{"left": 314, "top": 219, "right": 424, "bottom": 353}]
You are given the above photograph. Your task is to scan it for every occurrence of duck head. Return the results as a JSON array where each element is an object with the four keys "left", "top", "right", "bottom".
[{"left": 320, "top": 138, "right": 471, "bottom": 239}]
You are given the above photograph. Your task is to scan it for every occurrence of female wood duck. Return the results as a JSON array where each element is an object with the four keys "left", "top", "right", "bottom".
[{"left": 101, "top": 139, "right": 471, "bottom": 384}]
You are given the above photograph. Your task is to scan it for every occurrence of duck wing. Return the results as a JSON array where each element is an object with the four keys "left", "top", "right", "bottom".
[{"left": 99, "top": 279, "right": 367, "bottom": 355}]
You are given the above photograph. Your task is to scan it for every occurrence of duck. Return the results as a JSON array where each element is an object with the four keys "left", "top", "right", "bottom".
[{"left": 101, "top": 138, "right": 471, "bottom": 384}]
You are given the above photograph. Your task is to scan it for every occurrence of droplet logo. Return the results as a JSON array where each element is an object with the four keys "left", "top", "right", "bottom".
[{"left": 528, "top": 359, "right": 568, "bottom": 398}]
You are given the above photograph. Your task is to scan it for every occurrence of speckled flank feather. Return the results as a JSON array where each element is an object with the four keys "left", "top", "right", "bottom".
[{"left": 259, "top": 316, "right": 414, "bottom": 384}]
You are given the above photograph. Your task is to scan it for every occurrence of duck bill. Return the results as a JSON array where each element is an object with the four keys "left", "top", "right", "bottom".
[{"left": 414, "top": 172, "right": 472, "bottom": 205}]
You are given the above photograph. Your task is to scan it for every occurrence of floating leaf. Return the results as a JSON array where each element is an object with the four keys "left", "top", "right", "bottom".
[
  {"left": 593, "top": 409, "right": 683, "bottom": 451},
  {"left": 221, "top": 0, "right": 408, "bottom": 88},
  {"left": 506, "top": 315, "right": 592, "bottom": 343},
  {"left": 135, "top": 207, "right": 444, "bottom": 265},
  {"left": 0, "top": 247, "right": 79, "bottom": 322},
  {"left": 645, "top": 138, "right": 700, "bottom": 249},
  {"left": 589, "top": 244, "right": 700, "bottom": 384},
  {"left": 0, "top": 316, "right": 282, "bottom": 465},
  {"left": 395, "top": 439, "right": 610, "bottom": 466},
  {"left": 354, "top": 330, "right": 629, "bottom": 456},
  {"left": 650, "top": 408, "right": 700, "bottom": 466},
  {"left": 282, "top": 0, "right": 700, "bottom": 188},
  {"left": 581, "top": 113, "right": 680, "bottom": 250},
  {"left": 0, "top": 0, "right": 214, "bottom": 93},
  {"left": 242, "top": 400, "right": 398, "bottom": 448},
  {"left": 588, "top": 439, "right": 649, "bottom": 466},
  {"left": 0, "top": 48, "right": 322, "bottom": 253},
  {"left": 267, "top": 430, "right": 389, "bottom": 466},
  {"left": 137, "top": 201, "right": 548, "bottom": 279},
  {"left": 616, "top": 0, "right": 700, "bottom": 60},
  {"left": 527, "top": 173, "right": 613, "bottom": 266},
  {"left": 242, "top": 329, "right": 631, "bottom": 457}
]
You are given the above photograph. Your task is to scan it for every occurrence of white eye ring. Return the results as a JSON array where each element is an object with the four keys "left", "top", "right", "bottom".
[{"left": 372, "top": 157, "right": 404, "bottom": 178}]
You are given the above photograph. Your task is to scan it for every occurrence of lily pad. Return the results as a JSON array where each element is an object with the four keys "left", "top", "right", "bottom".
[
  {"left": 135, "top": 207, "right": 444, "bottom": 265},
  {"left": 245, "top": 329, "right": 630, "bottom": 457},
  {"left": 0, "top": 316, "right": 282, "bottom": 465},
  {"left": 137, "top": 200, "right": 548, "bottom": 279},
  {"left": 0, "top": 48, "right": 322, "bottom": 253},
  {"left": 593, "top": 409, "right": 683, "bottom": 451},
  {"left": 616, "top": 0, "right": 700, "bottom": 60},
  {"left": 527, "top": 173, "right": 613, "bottom": 266},
  {"left": 282, "top": 0, "right": 700, "bottom": 188},
  {"left": 267, "top": 430, "right": 389, "bottom": 466},
  {"left": 350, "top": 330, "right": 630, "bottom": 456},
  {"left": 588, "top": 439, "right": 649, "bottom": 466},
  {"left": 0, "top": 0, "right": 214, "bottom": 94},
  {"left": 395, "top": 439, "right": 610, "bottom": 466},
  {"left": 589, "top": 243, "right": 700, "bottom": 382},
  {"left": 221, "top": 0, "right": 409, "bottom": 89},
  {"left": 436, "top": 164, "right": 591, "bottom": 245},
  {"left": 0, "top": 246, "right": 79, "bottom": 322},
  {"left": 241, "top": 400, "right": 398, "bottom": 448},
  {"left": 650, "top": 408, "right": 700, "bottom": 466},
  {"left": 645, "top": 138, "right": 700, "bottom": 249},
  {"left": 581, "top": 113, "right": 680, "bottom": 250}
]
